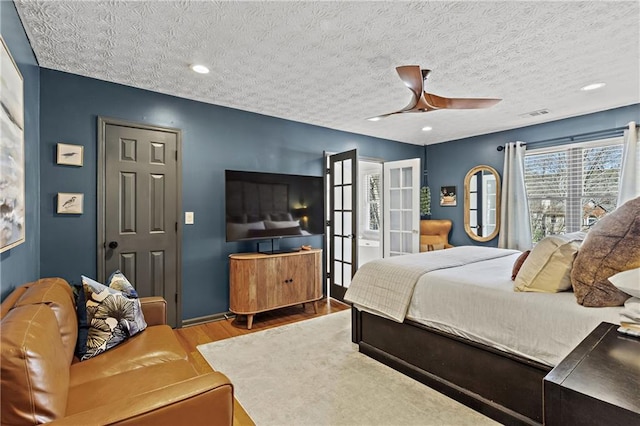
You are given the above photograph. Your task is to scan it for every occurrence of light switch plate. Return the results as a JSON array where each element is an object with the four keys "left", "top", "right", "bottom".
[{"left": 185, "top": 211, "right": 194, "bottom": 225}]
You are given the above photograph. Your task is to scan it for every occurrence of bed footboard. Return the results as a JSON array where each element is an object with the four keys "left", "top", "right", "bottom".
[{"left": 353, "top": 307, "right": 550, "bottom": 426}]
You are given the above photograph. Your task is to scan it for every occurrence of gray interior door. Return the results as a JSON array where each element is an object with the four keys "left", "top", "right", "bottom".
[
  {"left": 328, "top": 149, "right": 358, "bottom": 302},
  {"left": 98, "top": 118, "right": 182, "bottom": 327}
]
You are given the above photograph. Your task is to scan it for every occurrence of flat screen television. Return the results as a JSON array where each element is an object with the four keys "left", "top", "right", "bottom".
[{"left": 225, "top": 170, "right": 324, "bottom": 242}]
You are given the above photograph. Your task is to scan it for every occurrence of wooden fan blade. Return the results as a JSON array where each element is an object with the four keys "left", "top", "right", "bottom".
[
  {"left": 424, "top": 92, "right": 501, "bottom": 110},
  {"left": 396, "top": 65, "right": 424, "bottom": 101}
]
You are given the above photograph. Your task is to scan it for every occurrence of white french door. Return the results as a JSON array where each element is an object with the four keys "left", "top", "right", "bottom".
[{"left": 383, "top": 159, "right": 421, "bottom": 257}]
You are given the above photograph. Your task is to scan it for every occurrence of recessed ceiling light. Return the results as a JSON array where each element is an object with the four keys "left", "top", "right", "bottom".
[
  {"left": 580, "top": 82, "right": 605, "bottom": 91},
  {"left": 367, "top": 117, "right": 382, "bottom": 122},
  {"left": 422, "top": 126, "right": 433, "bottom": 131},
  {"left": 190, "top": 64, "right": 210, "bottom": 74}
]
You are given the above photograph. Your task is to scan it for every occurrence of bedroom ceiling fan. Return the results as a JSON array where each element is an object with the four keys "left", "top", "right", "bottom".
[{"left": 371, "top": 65, "right": 501, "bottom": 119}]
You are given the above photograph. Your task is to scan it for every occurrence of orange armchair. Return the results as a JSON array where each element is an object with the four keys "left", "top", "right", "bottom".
[{"left": 420, "top": 219, "right": 454, "bottom": 252}]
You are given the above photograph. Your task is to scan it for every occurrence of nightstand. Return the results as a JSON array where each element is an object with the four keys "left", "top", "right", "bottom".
[{"left": 543, "top": 322, "right": 640, "bottom": 426}]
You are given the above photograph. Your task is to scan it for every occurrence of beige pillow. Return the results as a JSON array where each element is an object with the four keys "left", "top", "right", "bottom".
[{"left": 514, "top": 232, "right": 586, "bottom": 293}]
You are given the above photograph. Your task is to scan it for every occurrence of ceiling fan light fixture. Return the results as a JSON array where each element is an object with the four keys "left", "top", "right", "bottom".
[
  {"left": 190, "top": 64, "right": 210, "bottom": 74},
  {"left": 580, "top": 82, "right": 605, "bottom": 91},
  {"left": 422, "top": 126, "right": 433, "bottom": 131}
]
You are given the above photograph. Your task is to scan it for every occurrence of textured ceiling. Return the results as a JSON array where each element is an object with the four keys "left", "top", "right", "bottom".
[{"left": 15, "top": 1, "right": 640, "bottom": 145}]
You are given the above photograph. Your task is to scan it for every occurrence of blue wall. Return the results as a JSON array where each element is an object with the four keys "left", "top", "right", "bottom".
[
  {"left": 39, "top": 69, "right": 422, "bottom": 320},
  {"left": 0, "top": 2, "right": 40, "bottom": 298},
  {"left": 426, "top": 104, "right": 640, "bottom": 247}
]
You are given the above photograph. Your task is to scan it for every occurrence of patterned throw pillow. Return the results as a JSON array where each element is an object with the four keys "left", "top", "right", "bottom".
[
  {"left": 76, "top": 275, "right": 147, "bottom": 361},
  {"left": 107, "top": 270, "right": 139, "bottom": 298}
]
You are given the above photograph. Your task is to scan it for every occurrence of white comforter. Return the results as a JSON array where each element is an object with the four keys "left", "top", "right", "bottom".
[
  {"left": 345, "top": 246, "right": 623, "bottom": 366},
  {"left": 344, "top": 246, "right": 519, "bottom": 322},
  {"left": 406, "top": 253, "right": 622, "bottom": 366}
]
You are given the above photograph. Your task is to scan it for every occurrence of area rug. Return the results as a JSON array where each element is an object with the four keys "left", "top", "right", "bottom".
[{"left": 197, "top": 310, "right": 498, "bottom": 426}]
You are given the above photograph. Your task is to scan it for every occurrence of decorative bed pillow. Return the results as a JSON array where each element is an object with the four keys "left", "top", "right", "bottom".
[
  {"left": 571, "top": 196, "right": 640, "bottom": 307},
  {"left": 107, "top": 270, "right": 139, "bottom": 298},
  {"left": 514, "top": 232, "right": 586, "bottom": 293},
  {"left": 511, "top": 250, "right": 531, "bottom": 280},
  {"left": 76, "top": 275, "right": 147, "bottom": 361},
  {"left": 608, "top": 268, "right": 640, "bottom": 298}
]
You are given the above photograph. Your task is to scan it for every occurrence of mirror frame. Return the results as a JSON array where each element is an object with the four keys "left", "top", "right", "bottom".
[{"left": 464, "top": 165, "right": 501, "bottom": 242}]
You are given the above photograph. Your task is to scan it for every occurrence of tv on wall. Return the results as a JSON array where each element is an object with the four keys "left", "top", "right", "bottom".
[{"left": 225, "top": 170, "right": 324, "bottom": 242}]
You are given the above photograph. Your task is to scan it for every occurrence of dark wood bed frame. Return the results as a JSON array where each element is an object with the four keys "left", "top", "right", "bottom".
[{"left": 352, "top": 308, "right": 552, "bottom": 426}]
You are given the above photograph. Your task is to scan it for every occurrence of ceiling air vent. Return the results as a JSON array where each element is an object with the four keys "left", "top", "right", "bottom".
[{"left": 519, "top": 109, "right": 550, "bottom": 118}]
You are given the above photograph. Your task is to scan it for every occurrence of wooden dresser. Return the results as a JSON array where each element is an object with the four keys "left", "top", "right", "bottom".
[{"left": 229, "top": 249, "right": 323, "bottom": 329}]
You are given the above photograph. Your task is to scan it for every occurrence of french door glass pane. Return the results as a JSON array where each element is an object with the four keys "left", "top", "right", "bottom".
[
  {"left": 343, "top": 159, "right": 352, "bottom": 184},
  {"left": 343, "top": 263, "right": 352, "bottom": 287},
  {"left": 402, "top": 167, "right": 412, "bottom": 186},
  {"left": 402, "top": 189, "right": 412, "bottom": 209},
  {"left": 402, "top": 211, "right": 412, "bottom": 231},
  {"left": 344, "top": 238, "right": 352, "bottom": 261},
  {"left": 390, "top": 189, "right": 400, "bottom": 207},
  {"left": 334, "top": 187, "right": 342, "bottom": 210},
  {"left": 343, "top": 185, "right": 352, "bottom": 210},
  {"left": 343, "top": 211, "right": 352, "bottom": 235},
  {"left": 390, "top": 169, "right": 400, "bottom": 188},
  {"left": 334, "top": 261, "right": 342, "bottom": 285},
  {"left": 333, "top": 212, "right": 342, "bottom": 235},
  {"left": 390, "top": 231, "right": 401, "bottom": 252},
  {"left": 334, "top": 161, "right": 343, "bottom": 185},
  {"left": 402, "top": 233, "right": 412, "bottom": 252},
  {"left": 390, "top": 211, "right": 400, "bottom": 229},
  {"left": 334, "top": 236, "right": 342, "bottom": 259}
]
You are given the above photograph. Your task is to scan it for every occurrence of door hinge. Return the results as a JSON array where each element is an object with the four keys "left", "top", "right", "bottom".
[
  {"left": 175, "top": 222, "right": 178, "bottom": 232},
  {"left": 326, "top": 168, "right": 330, "bottom": 175},
  {"left": 175, "top": 151, "right": 178, "bottom": 161},
  {"left": 325, "top": 272, "right": 331, "bottom": 280},
  {"left": 175, "top": 293, "right": 178, "bottom": 303},
  {"left": 326, "top": 220, "right": 331, "bottom": 227}
]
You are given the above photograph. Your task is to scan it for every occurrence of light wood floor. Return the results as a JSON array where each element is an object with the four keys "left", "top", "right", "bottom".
[{"left": 174, "top": 298, "right": 350, "bottom": 426}]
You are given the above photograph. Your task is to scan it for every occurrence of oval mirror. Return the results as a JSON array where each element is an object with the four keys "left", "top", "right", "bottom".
[{"left": 464, "top": 165, "right": 501, "bottom": 242}]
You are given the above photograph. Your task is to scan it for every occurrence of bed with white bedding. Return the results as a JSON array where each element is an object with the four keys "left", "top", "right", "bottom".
[
  {"left": 346, "top": 246, "right": 624, "bottom": 425},
  {"left": 407, "top": 252, "right": 621, "bottom": 366}
]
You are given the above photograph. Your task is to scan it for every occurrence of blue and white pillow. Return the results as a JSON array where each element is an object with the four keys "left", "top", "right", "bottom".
[
  {"left": 76, "top": 274, "right": 146, "bottom": 361},
  {"left": 107, "top": 270, "right": 139, "bottom": 298}
]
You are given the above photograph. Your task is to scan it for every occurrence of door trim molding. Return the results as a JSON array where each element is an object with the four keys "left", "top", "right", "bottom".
[{"left": 97, "top": 116, "right": 184, "bottom": 327}]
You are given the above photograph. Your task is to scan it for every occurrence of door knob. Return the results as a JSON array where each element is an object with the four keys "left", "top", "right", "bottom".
[{"left": 108, "top": 241, "right": 118, "bottom": 249}]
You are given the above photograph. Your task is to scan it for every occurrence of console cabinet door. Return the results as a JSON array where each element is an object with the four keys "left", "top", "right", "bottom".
[{"left": 274, "top": 253, "right": 319, "bottom": 307}]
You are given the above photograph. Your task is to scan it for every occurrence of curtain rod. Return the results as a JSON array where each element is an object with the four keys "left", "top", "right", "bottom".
[{"left": 496, "top": 124, "right": 637, "bottom": 151}]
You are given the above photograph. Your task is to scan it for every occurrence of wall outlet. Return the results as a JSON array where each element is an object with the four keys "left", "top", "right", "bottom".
[{"left": 185, "top": 211, "right": 194, "bottom": 225}]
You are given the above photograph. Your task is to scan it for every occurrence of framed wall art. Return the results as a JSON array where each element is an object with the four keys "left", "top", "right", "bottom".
[
  {"left": 440, "top": 186, "right": 457, "bottom": 207},
  {"left": 57, "top": 143, "right": 84, "bottom": 166},
  {"left": 0, "top": 36, "right": 25, "bottom": 253},
  {"left": 57, "top": 193, "right": 84, "bottom": 214}
]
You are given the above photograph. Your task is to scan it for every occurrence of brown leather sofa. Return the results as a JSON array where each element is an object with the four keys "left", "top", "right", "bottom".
[{"left": 1, "top": 278, "right": 234, "bottom": 425}]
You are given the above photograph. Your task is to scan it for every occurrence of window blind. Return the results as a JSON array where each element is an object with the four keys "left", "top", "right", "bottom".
[{"left": 524, "top": 138, "right": 623, "bottom": 242}]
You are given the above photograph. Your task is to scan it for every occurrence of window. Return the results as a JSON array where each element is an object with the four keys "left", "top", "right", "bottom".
[
  {"left": 524, "top": 138, "right": 623, "bottom": 242},
  {"left": 365, "top": 173, "right": 381, "bottom": 231}
]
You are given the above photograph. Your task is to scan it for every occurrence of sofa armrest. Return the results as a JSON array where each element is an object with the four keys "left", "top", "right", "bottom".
[
  {"left": 139, "top": 297, "right": 167, "bottom": 326},
  {"left": 48, "top": 372, "right": 234, "bottom": 426}
]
